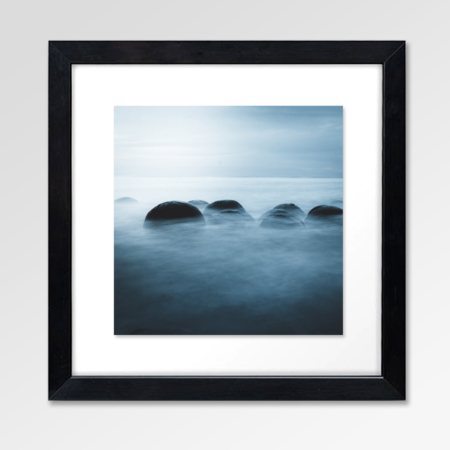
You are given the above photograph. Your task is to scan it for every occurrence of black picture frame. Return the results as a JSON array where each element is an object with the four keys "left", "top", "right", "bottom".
[{"left": 49, "top": 41, "right": 405, "bottom": 401}]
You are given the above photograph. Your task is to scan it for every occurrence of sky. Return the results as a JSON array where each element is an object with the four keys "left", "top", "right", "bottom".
[{"left": 114, "top": 106, "right": 343, "bottom": 178}]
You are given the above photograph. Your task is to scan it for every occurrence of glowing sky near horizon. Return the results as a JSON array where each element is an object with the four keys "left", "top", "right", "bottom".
[{"left": 114, "top": 106, "right": 343, "bottom": 178}]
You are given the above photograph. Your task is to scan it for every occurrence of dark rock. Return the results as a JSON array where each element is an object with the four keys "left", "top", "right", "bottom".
[
  {"left": 305, "top": 205, "right": 343, "bottom": 223},
  {"left": 144, "top": 201, "right": 205, "bottom": 227},
  {"left": 204, "top": 200, "right": 246, "bottom": 216},
  {"left": 260, "top": 210, "right": 304, "bottom": 229},
  {"left": 259, "top": 203, "right": 305, "bottom": 221},
  {"left": 188, "top": 200, "right": 209, "bottom": 211},
  {"left": 208, "top": 209, "right": 255, "bottom": 225},
  {"left": 115, "top": 197, "right": 138, "bottom": 204}
]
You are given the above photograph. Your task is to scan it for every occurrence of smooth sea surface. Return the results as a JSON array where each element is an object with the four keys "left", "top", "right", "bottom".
[{"left": 114, "top": 177, "right": 343, "bottom": 335}]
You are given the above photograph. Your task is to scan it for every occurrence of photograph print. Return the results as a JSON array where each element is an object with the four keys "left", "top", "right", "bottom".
[{"left": 114, "top": 106, "right": 343, "bottom": 335}]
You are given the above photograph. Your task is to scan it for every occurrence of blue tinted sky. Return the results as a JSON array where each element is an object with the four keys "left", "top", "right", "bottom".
[{"left": 115, "top": 106, "right": 342, "bottom": 178}]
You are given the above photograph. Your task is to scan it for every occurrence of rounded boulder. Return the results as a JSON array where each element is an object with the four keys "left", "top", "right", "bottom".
[
  {"left": 144, "top": 201, "right": 205, "bottom": 227},
  {"left": 305, "top": 205, "right": 343, "bottom": 223},
  {"left": 203, "top": 200, "right": 246, "bottom": 217},
  {"left": 188, "top": 200, "right": 209, "bottom": 211},
  {"left": 208, "top": 209, "right": 255, "bottom": 225},
  {"left": 115, "top": 197, "right": 138, "bottom": 204},
  {"left": 259, "top": 203, "right": 305, "bottom": 221},
  {"left": 260, "top": 210, "right": 304, "bottom": 229}
]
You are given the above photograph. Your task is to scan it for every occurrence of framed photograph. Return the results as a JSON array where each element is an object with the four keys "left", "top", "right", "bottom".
[{"left": 49, "top": 41, "right": 405, "bottom": 400}]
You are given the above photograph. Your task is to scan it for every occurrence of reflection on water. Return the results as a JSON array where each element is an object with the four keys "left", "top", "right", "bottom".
[{"left": 114, "top": 178, "right": 343, "bottom": 335}]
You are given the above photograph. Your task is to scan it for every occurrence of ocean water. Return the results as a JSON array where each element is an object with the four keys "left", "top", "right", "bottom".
[{"left": 114, "top": 177, "right": 343, "bottom": 335}]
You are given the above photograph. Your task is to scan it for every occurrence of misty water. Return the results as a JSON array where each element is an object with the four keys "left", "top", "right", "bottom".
[{"left": 115, "top": 177, "right": 343, "bottom": 335}]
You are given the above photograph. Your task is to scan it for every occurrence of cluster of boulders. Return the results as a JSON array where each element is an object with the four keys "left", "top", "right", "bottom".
[{"left": 127, "top": 199, "right": 343, "bottom": 229}]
